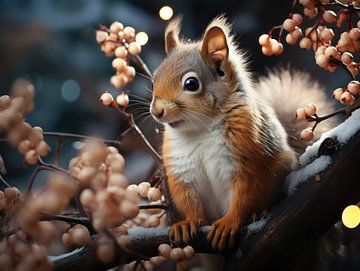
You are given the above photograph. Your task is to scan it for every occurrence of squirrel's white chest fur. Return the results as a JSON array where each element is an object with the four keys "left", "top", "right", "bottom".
[{"left": 166, "top": 119, "right": 234, "bottom": 222}]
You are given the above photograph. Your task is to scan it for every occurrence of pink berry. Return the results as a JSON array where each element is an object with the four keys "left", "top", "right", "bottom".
[
  {"left": 124, "top": 66, "right": 136, "bottom": 79},
  {"left": 119, "top": 200, "right": 139, "bottom": 219},
  {"left": 295, "top": 108, "right": 307, "bottom": 121},
  {"left": 292, "top": 13, "right": 303, "bottom": 25},
  {"left": 128, "top": 42, "right": 141, "bottom": 56},
  {"left": 324, "top": 46, "right": 338, "bottom": 58},
  {"left": 110, "top": 75, "right": 124, "bottom": 89},
  {"left": 349, "top": 28, "right": 360, "bottom": 41},
  {"left": 35, "top": 140, "right": 50, "bottom": 156},
  {"left": 261, "top": 45, "right": 273, "bottom": 56},
  {"left": 283, "top": 19, "right": 296, "bottom": 32},
  {"left": 112, "top": 58, "right": 127, "bottom": 70},
  {"left": 137, "top": 182, "right": 151, "bottom": 198},
  {"left": 158, "top": 244, "right": 171, "bottom": 258},
  {"left": 340, "top": 91, "right": 354, "bottom": 105},
  {"left": 147, "top": 187, "right": 161, "bottom": 202},
  {"left": 258, "top": 34, "right": 270, "bottom": 46},
  {"left": 114, "top": 46, "right": 128, "bottom": 58},
  {"left": 348, "top": 80, "right": 360, "bottom": 95},
  {"left": 286, "top": 33, "right": 296, "bottom": 45},
  {"left": 110, "top": 21, "right": 124, "bottom": 33},
  {"left": 299, "top": 38, "right": 312, "bottom": 50},
  {"left": 341, "top": 52, "right": 353, "bottom": 65},
  {"left": 183, "top": 246, "right": 195, "bottom": 260},
  {"left": 319, "top": 28, "right": 335, "bottom": 43},
  {"left": 304, "top": 7, "right": 318, "bottom": 18},
  {"left": 170, "top": 247, "right": 185, "bottom": 261},
  {"left": 25, "top": 149, "right": 38, "bottom": 165},
  {"left": 300, "top": 128, "right": 314, "bottom": 141},
  {"left": 271, "top": 41, "right": 284, "bottom": 55},
  {"left": 18, "top": 139, "right": 31, "bottom": 154},
  {"left": 100, "top": 92, "right": 114, "bottom": 106},
  {"left": 123, "top": 26, "right": 135, "bottom": 41},
  {"left": 116, "top": 93, "right": 129, "bottom": 107},
  {"left": 332, "top": 88, "right": 344, "bottom": 101},
  {"left": 304, "top": 103, "right": 317, "bottom": 116},
  {"left": 322, "top": 10, "right": 337, "bottom": 24},
  {"left": 96, "top": 30, "right": 108, "bottom": 43}
]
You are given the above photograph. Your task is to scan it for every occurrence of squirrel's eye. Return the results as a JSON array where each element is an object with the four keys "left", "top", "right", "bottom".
[
  {"left": 181, "top": 72, "right": 201, "bottom": 93},
  {"left": 184, "top": 77, "right": 199, "bottom": 91}
]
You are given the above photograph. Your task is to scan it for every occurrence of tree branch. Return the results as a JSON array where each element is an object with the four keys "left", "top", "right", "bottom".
[{"left": 52, "top": 124, "right": 360, "bottom": 271}]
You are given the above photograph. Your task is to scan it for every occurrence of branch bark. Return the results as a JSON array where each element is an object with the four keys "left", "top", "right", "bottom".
[{"left": 53, "top": 130, "right": 360, "bottom": 271}]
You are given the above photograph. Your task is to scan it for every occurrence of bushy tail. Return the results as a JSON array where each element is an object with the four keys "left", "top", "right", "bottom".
[{"left": 255, "top": 69, "right": 337, "bottom": 155}]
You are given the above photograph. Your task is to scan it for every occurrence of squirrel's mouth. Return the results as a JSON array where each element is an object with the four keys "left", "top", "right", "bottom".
[{"left": 168, "top": 120, "right": 184, "bottom": 128}]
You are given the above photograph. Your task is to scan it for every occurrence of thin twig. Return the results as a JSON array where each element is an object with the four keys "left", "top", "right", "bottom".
[
  {"left": 138, "top": 204, "right": 168, "bottom": 210},
  {"left": 26, "top": 166, "right": 41, "bottom": 194},
  {"left": 55, "top": 137, "right": 64, "bottom": 166},
  {"left": 39, "top": 213, "right": 94, "bottom": 233},
  {"left": 308, "top": 97, "right": 360, "bottom": 131},
  {"left": 0, "top": 174, "right": 10, "bottom": 188}
]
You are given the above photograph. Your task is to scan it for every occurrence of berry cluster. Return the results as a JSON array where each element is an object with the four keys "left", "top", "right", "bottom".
[
  {"left": 258, "top": 34, "right": 284, "bottom": 56},
  {"left": 19, "top": 174, "right": 76, "bottom": 240},
  {"left": 259, "top": 0, "right": 360, "bottom": 74},
  {"left": 100, "top": 91, "right": 129, "bottom": 108},
  {"left": 333, "top": 80, "right": 360, "bottom": 104},
  {"left": 0, "top": 187, "right": 22, "bottom": 211},
  {"left": 259, "top": 0, "right": 360, "bottom": 140},
  {"left": 296, "top": 103, "right": 318, "bottom": 141},
  {"left": 0, "top": 79, "right": 50, "bottom": 165},
  {"left": 61, "top": 224, "right": 90, "bottom": 248},
  {"left": 128, "top": 182, "right": 162, "bottom": 203},
  {"left": 158, "top": 244, "right": 195, "bottom": 271},
  {"left": 70, "top": 141, "right": 139, "bottom": 232},
  {"left": 96, "top": 21, "right": 142, "bottom": 89},
  {"left": 0, "top": 233, "right": 53, "bottom": 271}
]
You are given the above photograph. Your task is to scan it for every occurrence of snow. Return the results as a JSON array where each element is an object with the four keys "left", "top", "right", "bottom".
[
  {"left": 48, "top": 247, "right": 85, "bottom": 262},
  {"left": 246, "top": 217, "right": 267, "bottom": 233},
  {"left": 300, "top": 109, "right": 360, "bottom": 166},
  {"left": 286, "top": 155, "right": 331, "bottom": 195}
]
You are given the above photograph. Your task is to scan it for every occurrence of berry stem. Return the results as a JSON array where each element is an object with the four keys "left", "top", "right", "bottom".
[
  {"left": 0, "top": 174, "right": 10, "bottom": 188},
  {"left": 39, "top": 213, "right": 95, "bottom": 233},
  {"left": 308, "top": 97, "right": 360, "bottom": 131},
  {"left": 55, "top": 137, "right": 64, "bottom": 166},
  {"left": 138, "top": 204, "right": 168, "bottom": 210}
]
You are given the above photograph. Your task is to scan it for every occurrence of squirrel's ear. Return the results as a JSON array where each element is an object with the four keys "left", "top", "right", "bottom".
[
  {"left": 200, "top": 26, "right": 229, "bottom": 69},
  {"left": 165, "top": 16, "right": 182, "bottom": 54}
]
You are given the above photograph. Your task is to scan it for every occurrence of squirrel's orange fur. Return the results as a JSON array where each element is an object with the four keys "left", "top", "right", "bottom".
[{"left": 150, "top": 16, "right": 334, "bottom": 252}]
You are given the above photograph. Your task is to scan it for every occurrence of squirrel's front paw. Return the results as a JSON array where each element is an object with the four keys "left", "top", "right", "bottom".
[
  {"left": 170, "top": 219, "right": 203, "bottom": 243},
  {"left": 207, "top": 216, "right": 239, "bottom": 250}
]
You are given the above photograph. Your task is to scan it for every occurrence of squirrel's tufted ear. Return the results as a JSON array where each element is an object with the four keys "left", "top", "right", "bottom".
[
  {"left": 165, "top": 16, "right": 182, "bottom": 54},
  {"left": 200, "top": 17, "right": 230, "bottom": 72}
]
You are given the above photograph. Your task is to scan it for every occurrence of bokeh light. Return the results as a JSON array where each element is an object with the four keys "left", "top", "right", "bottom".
[
  {"left": 342, "top": 205, "right": 360, "bottom": 229},
  {"left": 159, "top": 6, "right": 173, "bottom": 21},
  {"left": 135, "top": 32, "right": 149, "bottom": 46},
  {"left": 61, "top": 79, "right": 80, "bottom": 102}
]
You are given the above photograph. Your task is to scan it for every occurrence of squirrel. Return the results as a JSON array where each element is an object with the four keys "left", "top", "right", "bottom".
[{"left": 150, "top": 16, "right": 336, "bottom": 252}]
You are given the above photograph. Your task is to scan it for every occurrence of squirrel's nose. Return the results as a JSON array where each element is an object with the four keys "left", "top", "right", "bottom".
[{"left": 151, "top": 108, "right": 164, "bottom": 119}]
